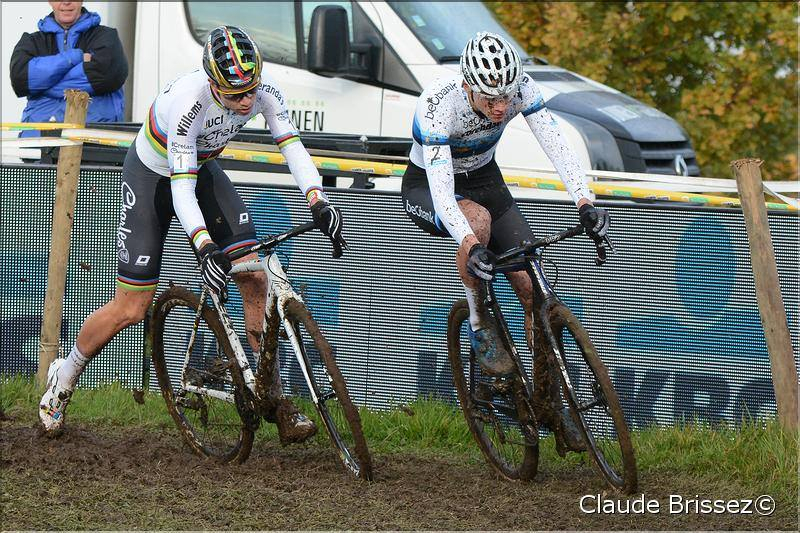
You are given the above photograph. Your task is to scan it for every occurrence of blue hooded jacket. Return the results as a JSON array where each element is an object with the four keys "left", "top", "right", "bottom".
[{"left": 10, "top": 8, "right": 128, "bottom": 135}]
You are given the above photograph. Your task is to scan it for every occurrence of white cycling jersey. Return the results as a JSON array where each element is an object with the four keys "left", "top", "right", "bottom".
[
  {"left": 134, "top": 69, "right": 323, "bottom": 251},
  {"left": 409, "top": 74, "right": 592, "bottom": 245}
]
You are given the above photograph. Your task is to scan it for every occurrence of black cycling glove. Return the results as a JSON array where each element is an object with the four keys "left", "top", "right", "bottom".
[
  {"left": 467, "top": 243, "right": 496, "bottom": 281},
  {"left": 199, "top": 243, "right": 232, "bottom": 294},
  {"left": 310, "top": 201, "right": 344, "bottom": 242},
  {"left": 579, "top": 204, "right": 610, "bottom": 240}
]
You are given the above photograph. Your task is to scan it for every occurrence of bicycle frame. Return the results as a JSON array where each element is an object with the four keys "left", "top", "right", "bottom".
[
  {"left": 179, "top": 223, "right": 319, "bottom": 407},
  {"left": 483, "top": 226, "right": 612, "bottom": 410}
]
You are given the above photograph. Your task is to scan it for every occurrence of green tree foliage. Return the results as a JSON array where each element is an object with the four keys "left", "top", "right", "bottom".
[{"left": 489, "top": 1, "right": 798, "bottom": 180}]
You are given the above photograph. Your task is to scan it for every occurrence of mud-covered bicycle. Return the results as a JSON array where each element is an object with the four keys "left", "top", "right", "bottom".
[
  {"left": 149, "top": 221, "right": 373, "bottom": 480},
  {"left": 447, "top": 225, "right": 637, "bottom": 493}
]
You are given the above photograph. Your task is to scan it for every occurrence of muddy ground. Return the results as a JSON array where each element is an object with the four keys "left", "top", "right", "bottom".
[{"left": 1, "top": 418, "right": 795, "bottom": 531}]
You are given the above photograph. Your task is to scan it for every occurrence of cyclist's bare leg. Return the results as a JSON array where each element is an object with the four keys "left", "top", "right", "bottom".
[
  {"left": 76, "top": 287, "right": 155, "bottom": 356},
  {"left": 39, "top": 287, "right": 154, "bottom": 430},
  {"left": 231, "top": 253, "right": 282, "bottom": 397},
  {"left": 506, "top": 271, "right": 534, "bottom": 345},
  {"left": 455, "top": 199, "right": 493, "bottom": 329},
  {"left": 52, "top": 287, "right": 155, "bottom": 388},
  {"left": 231, "top": 253, "right": 315, "bottom": 438},
  {"left": 507, "top": 270, "right": 577, "bottom": 446}
]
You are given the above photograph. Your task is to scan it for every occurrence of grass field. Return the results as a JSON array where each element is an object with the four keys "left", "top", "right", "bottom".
[{"left": 2, "top": 376, "right": 798, "bottom": 530}]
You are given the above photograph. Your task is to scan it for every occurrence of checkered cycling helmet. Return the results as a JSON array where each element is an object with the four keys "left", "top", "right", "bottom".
[
  {"left": 460, "top": 32, "right": 522, "bottom": 97},
  {"left": 203, "top": 25, "right": 262, "bottom": 94}
]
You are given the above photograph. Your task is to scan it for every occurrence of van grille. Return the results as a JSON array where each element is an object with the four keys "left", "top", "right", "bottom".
[{"left": 638, "top": 140, "right": 700, "bottom": 176}]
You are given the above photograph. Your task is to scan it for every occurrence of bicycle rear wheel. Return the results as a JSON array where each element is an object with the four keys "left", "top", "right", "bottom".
[
  {"left": 151, "top": 285, "right": 256, "bottom": 463},
  {"left": 283, "top": 299, "right": 373, "bottom": 480},
  {"left": 544, "top": 302, "right": 637, "bottom": 493},
  {"left": 447, "top": 299, "right": 539, "bottom": 481}
]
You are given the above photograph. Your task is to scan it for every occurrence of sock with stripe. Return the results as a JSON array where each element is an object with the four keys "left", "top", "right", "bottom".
[{"left": 57, "top": 344, "right": 90, "bottom": 390}]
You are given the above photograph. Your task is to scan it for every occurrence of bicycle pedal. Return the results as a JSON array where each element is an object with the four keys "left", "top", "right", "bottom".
[
  {"left": 184, "top": 367, "right": 204, "bottom": 387},
  {"left": 475, "top": 381, "right": 494, "bottom": 403},
  {"left": 490, "top": 376, "right": 514, "bottom": 394}
]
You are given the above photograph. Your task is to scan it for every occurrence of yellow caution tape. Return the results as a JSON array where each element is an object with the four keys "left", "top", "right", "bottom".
[
  {"left": 505, "top": 174, "right": 794, "bottom": 211},
  {"left": 1, "top": 122, "right": 83, "bottom": 131},
  {"left": 36, "top": 129, "right": 799, "bottom": 212},
  {"left": 219, "top": 147, "right": 409, "bottom": 177}
]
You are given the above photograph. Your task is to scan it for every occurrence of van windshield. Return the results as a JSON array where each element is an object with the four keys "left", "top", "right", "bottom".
[{"left": 387, "top": 1, "right": 527, "bottom": 62}]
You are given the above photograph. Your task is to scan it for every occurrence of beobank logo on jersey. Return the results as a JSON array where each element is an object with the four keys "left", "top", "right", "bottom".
[{"left": 424, "top": 82, "right": 459, "bottom": 120}]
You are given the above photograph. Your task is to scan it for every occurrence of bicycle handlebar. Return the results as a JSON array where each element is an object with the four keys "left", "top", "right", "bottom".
[
  {"left": 226, "top": 221, "right": 346, "bottom": 262},
  {"left": 494, "top": 224, "right": 614, "bottom": 269}
]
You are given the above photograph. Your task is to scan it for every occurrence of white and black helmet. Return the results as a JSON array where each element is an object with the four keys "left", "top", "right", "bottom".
[{"left": 460, "top": 32, "right": 522, "bottom": 97}]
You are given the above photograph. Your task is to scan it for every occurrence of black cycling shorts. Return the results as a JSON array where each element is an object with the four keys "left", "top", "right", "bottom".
[
  {"left": 401, "top": 159, "right": 535, "bottom": 254},
  {"left": 115, "top": 143, "right": 256, "bottom": 291}
]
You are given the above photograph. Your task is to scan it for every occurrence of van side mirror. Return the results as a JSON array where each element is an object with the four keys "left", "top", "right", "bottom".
[{"left": 308, "top": 5, "right": 350, "bottom": 76}]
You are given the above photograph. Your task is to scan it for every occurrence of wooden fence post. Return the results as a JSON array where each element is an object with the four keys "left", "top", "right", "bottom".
[
  {"left": 36, "top": 90, "right": 90, "bottom": 386},
  {"left": 732, "top": 158, "right": 799, "bottom": 430}
]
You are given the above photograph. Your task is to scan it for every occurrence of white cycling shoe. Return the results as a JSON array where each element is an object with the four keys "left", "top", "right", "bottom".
[{"left": 39, "top": 359, "right": 73, "bottom": 435}]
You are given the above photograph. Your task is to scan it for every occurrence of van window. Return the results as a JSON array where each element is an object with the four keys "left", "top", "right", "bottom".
[
  {"left": 185, "top": 1, "right": 299, "bottom": 65},
  {"left": 387, "top": 1, "right": 526, "bottom": 63},
  {"left": 300, "top": 2, "right": 420, "bottom": 95}
]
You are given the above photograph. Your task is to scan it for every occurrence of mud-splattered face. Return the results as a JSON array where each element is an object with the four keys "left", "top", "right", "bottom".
[{"left": 463, "top": 83, "right": 512, "bottom": 123}]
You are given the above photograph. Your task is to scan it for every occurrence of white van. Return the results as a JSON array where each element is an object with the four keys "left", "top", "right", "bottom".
[{"left": 125, "top": 1, "right": 699, "bottom": 177}]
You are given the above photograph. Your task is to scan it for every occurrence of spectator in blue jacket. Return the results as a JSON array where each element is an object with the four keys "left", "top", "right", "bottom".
[{"left": 9, "top": 1, "right": 128, "bottom": 137}]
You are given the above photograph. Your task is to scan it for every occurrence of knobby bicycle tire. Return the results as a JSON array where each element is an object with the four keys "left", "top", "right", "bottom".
[
  {"left": 544, "top": 302, "right": 637, "bottom": 493},
  {"left": 151, "top": 285, "right": 256, "bottom": 464},
  {"left": 283, "top": 299, "right": 373, "bottom": 481},
  {"left": 447, "top": 299, "right": 539, "bottom": 481}
]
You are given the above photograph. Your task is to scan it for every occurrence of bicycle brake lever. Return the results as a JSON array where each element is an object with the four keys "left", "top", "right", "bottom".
[
  {"left": 594, "top": 235, "right": 615, "bottom": 266},
  {"left": 331, "top": 235, "right": 348, "bottom": 259}
]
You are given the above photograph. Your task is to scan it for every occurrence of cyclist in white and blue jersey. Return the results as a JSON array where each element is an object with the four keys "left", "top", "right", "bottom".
[
  {"left": 402, "top": 32, "right": 610, "bottom": 379},
  {"left": 39, "top": 26, "right": 342, "bottom": 443}
]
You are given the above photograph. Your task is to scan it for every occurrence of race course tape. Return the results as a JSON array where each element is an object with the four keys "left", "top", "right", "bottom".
[
  {"left": 1, "top": 122, "right": 83, "bottom": 131},
  {"left": 504, "top": 175, "right": 794, "bottom": 211},
  {"left": 3, "top": 123, "right": 795, "bottom": 211}
]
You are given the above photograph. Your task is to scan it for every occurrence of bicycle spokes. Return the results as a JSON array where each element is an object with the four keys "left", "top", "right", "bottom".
[
  {"left": 551, "top": 309, "right": 635, "bottom": 492},
  {"left": 156, "top": 292, "right": 253, "bottom": 460},
  {"left": 446, "top": 302, "right": 539, "bottom": 481}
]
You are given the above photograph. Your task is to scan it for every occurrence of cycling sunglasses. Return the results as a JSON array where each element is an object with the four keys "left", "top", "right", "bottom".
[
  {"left": 474, "top": 92, "right": 513, "bottom": 105},
  {"left": 220, "top": 87, "right": 258, "bottom": 102}
]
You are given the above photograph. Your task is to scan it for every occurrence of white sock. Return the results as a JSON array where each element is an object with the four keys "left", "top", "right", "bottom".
[
  {"left": 463, "top": 283, "right": 491, "bottom": 331},
  {"left": 57, "top": 344, "right": 90, "bottom": 390}
]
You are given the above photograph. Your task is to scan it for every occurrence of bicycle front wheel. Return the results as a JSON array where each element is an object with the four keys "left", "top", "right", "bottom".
[
  {"left": 447, "top": 299, "right": 539, "bottom": 481},
  {"left": 544, "top": 302, "right": 637, "bottom": 493},
  {"left": 283, "top": 299, "right": 373, "bottom": 480},
  {"left": 151, "top": 285, "right": 256, "bottom": 463}
]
